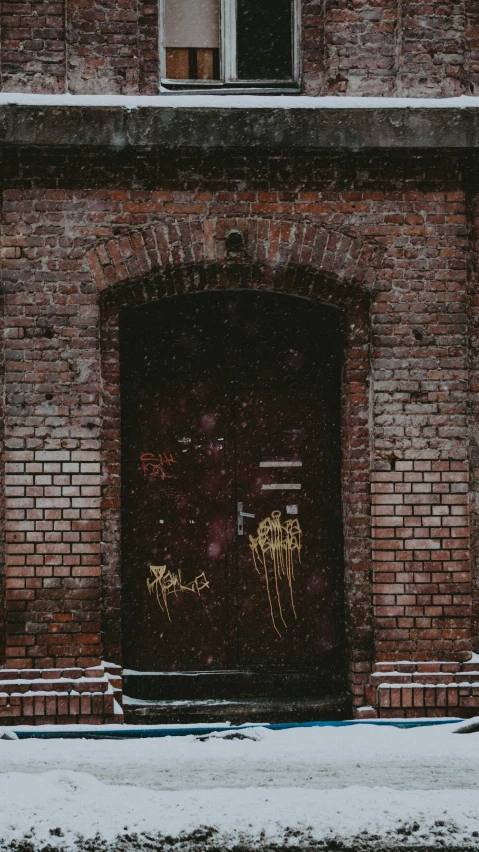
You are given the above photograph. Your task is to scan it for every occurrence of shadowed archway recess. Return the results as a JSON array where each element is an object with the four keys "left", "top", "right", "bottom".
[{"left": 88, "top": 216, "right": 384, "bottom": 715}]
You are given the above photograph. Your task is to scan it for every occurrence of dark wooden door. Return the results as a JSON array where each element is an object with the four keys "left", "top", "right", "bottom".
[
  {"left": 121, "top": 292, "right": 345, "bottom": 699},
  {"left": 230, "top": 296, "right": 345, "bottom": 676}
]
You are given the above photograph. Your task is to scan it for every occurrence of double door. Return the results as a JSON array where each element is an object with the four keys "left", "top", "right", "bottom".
[{"left": 121, "top": 292, "right": 345, "bottom": 701}]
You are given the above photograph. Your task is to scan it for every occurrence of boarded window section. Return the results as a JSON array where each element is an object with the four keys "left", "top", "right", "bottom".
[
  {"left": 165, "top": 0, "right": 220, "bottom": 80},
  {"left": 236, "top": 0, "right": 293, "bottom": 81}
]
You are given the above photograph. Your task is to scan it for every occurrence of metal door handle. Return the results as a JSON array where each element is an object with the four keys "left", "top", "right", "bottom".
[{"left": 237, "top": 502, "right": 255, "bottom": 536}]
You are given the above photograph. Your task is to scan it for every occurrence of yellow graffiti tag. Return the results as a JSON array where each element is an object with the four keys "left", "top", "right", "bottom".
[
  {"left": 249, "top": 510, "right": 302, "bottom": 637},
  {"left": 147, "top": 565, "right": 210, "bottom": 622}
]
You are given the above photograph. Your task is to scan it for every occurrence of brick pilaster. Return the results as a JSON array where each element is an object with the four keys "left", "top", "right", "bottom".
[
  {"left": 4, "top": 449, "right": 102, "bottom": 668},
  {"left": 372, "top": 460, "right": 472, "bottom": 662}
]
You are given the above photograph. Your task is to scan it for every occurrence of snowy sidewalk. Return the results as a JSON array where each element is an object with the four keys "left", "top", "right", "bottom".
[{"left": 0, "top": 721, "right": 478, "bottom": 850}]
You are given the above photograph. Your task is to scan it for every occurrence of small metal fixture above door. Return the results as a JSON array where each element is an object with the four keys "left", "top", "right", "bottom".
[
  {"left": 259, "top": 460, "right": 302, "bottom": 468},
  {"left": 261, "top": 483, "right": 301, "bottom": 491}
]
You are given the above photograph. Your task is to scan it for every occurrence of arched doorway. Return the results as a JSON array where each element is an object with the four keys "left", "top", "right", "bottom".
[{"left": 120, "top": 291, "right": 348, "bottom": 719}]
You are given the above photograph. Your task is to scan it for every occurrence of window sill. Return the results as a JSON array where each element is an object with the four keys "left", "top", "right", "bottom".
[{"left": 160, "top": 80, "right": 301, "bottom": 95}]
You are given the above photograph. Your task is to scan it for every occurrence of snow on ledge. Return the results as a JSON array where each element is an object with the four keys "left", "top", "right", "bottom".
[{"left": 1, "top": 93, "right": 479, "bottom": 110}]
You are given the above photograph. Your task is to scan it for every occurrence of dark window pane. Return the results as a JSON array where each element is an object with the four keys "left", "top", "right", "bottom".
[{"left": 237, "top": 0, "right": 293, "bottom": 81}]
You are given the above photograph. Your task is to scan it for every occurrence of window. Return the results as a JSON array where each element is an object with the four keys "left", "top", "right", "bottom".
[{"left": 160, "top": 0, "right": 299, "bottom": 90}]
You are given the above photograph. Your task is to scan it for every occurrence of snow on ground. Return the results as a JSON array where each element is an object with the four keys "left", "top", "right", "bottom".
[
  {"left": 0, "top": 721, "right": 478, "bottom": 850},
  {"left": 1, "top": 722, "right": 477, "bottom": 792}
]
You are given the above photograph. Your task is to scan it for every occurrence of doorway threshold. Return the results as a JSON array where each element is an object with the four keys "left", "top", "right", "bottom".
[{"left": 122, "top": 694, "right": 351, "bottom": 724}]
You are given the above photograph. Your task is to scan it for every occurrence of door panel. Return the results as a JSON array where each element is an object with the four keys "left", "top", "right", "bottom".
[
  {"left": 121, "top": 297, "right": 232, "bottom": 671},
  {"left": 231, "top": 295, "right": 344, "bottom": 675},
  {"left": 121, "top": 292, "right": 345, "bottom": 694}
]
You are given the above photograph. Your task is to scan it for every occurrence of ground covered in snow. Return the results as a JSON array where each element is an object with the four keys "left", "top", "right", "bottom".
[{"left": 0, "top": 721, "right": 479, "bottom": 851}]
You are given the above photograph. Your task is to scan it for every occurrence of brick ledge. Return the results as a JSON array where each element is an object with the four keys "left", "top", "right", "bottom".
[
  {"left": 362, "top": 659, "right": 479, "bottom": 719},
  {"left": 0, "top": 662, "right": 123, "bottom": 726}
]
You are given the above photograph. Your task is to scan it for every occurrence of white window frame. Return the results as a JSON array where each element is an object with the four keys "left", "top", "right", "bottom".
[{"left": 159, "top": 0, "right": 301, "bottom": 91}]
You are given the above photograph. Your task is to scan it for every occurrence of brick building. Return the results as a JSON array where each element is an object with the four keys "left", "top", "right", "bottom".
[{"left": 2, "top": 1, "right": 479, "bottom": 725}]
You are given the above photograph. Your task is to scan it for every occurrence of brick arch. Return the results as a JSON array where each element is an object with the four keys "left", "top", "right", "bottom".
[{"left": 86, "top": 217, "right": 385, "bottom": 294}]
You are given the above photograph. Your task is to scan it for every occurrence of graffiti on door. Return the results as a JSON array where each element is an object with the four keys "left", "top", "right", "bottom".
[
  {"left": 147, "top": 564, "right": 210, "bottom": 622},
  {"left": 140, "top": 452, "right": 178, "bottom": 479},
  {"left": 249, "top": 510, "right": 302, "bottom": 637}
]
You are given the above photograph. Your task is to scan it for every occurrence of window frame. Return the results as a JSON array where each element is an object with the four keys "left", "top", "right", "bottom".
[{"left": 159, "top": 0, "right": 301, "bottom": 91}]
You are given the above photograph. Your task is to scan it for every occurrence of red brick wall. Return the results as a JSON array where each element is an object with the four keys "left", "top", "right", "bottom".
[
  {"left": 469, "top": 191, "right": 479, "bottom": 653},
  {"left": 398, "top": 1, "right": 466, "bottom": 97},
  {"left": 465, "top": 0, "right": 479, "bottom": 94},
  {"left": 66, "top": 0, "right": 140, "bottom": 94},
  {"left": 138, "top": 0, "right": 159, "bottom": 95},
  {"left": 320, "top": 0, "right": 398, "bottom": 96},
  {"left": 302, "top": 0, "right": 326, "bottom": 95},
  {"left": 0, "top": 1, "right": 478, "bottom": 96},
  {"left": 0, "top": 270, "right": 4, "bottom": 666},
  {"left": 373, "top": 461, "right": 471, "bottom": 661},
  {"left": 370, "top": 185, "right": 471, "bottom": 661},
  {"left": 2, "top": 184, "right": 103, "bottom": 670},
  {"left": 0, "top": 150, "right": 476, "bottom": 721},
  {"left": 1, "top": 0, "right": 66, "bottom": 93},
  {"left": 66, "top": 0, "right": 158, "bottom": 94}
]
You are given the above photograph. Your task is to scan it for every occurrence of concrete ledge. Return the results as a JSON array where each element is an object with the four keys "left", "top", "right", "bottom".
[{"left": 2, "top": 103, "right": 479, "bottom": 149}]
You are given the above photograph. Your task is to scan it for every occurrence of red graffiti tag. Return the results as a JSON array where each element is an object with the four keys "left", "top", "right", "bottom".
[{"left": 140, "top": 452, "right": 178, "bottom": 479}]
